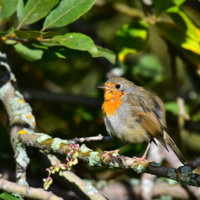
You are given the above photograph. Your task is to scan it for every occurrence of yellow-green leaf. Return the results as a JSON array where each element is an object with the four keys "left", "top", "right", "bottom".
[
  {"left": 115, "top": 20, "right": 149, "bottom": 62},
  {"left": 156, "top": 22, "right": 200, "bottom": 54},
  {"left": 167, "top": 8, "right": 200, "bottom": 42}
]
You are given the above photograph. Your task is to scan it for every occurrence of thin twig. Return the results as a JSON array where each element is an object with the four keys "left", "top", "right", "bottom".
[{"left": 68, "top": 134, "right": 112, "bottom": 143}]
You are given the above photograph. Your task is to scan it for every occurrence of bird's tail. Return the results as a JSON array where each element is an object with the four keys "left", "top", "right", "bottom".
[{"left": 164, "top": 131, "right": 186, "bottom": 164}]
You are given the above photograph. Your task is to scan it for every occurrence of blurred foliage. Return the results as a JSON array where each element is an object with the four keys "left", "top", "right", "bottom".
[{"left": 1, "top": 0, "right": 200, "bottom": 198}]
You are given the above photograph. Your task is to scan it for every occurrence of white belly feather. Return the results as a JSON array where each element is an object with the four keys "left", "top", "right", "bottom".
[{"left": 104, "top": 107, "right": 149, "bottom": 143}]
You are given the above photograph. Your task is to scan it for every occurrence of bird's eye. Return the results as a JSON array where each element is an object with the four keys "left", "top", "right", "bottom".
[{"left": 115, "top": 84, "right": 121, "bottom": 89}]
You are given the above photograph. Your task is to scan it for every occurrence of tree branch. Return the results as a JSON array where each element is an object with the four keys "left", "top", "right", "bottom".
[
  {"left": 47, "top": 155, "right": 107, "bottom": 200},
  {"left": 18, "top": 130, "right": 200, "bottom": 187},
  {"left": 0, "top": 176, "right": 63, "bottom": 200}
]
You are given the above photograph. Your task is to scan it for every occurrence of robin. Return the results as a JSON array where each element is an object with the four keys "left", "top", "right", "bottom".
[{"left": 98, "top": 76, "right": 185, "bottom": 164}]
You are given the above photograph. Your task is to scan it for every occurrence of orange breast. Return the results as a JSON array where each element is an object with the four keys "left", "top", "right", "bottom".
[{"left": 102, "top": 92, "right": 122, "bottom": 117}]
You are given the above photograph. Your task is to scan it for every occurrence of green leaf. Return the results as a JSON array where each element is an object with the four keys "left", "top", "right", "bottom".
[
  {"left": 17, "top": 0, "right": 59, "bottom": 28},
  {"left": 53, "top": 33, "right": 98, "bottom": 54},
  {"left": 156, "top": 21, "right": 200, "bottom": 69},
  {"left": 14, "top": 30, "right": 61, "bottom": 39},
  {"left": 176, "top": 47, "right": 200, "bottom": 69},
  {"left": 0, "top": 192, "right": 21, "bottom": 200},
  {"left": 43, "top": 46, "right": 90, "bottom": 60},
  {"left": 14, "top": 43, "right": 43, "bottom": 61},
  {"left": 115, "top": 20, "right": 149, "bottom": 62},
  {"left": 165, "top": 102, "right": 178, "bottom": 115},
  {"left": 42, "top": 31, "right": 61, "bottom": 38},
  {"left": 16, "top": 0, "right": 24, "bottom": 25},
  {"left": 0, "top": 31, "right": 7, "bottom": 37},
  {"left": 167, "top": 8, "right": 200, "bottom": 42},
  {"left": 156, "top": 22, "right": 200, "bottom": 54},
  {"left": 0, "top": 0, "right": 19, "bottom": 20},
  {"left": 165, "top": 102, "right": 189, "bottom": 116},
  {"left": 91, "top": 46, "right": 116, "bottom": 64},
  {"left": 132, "top": 54, "right": 163, "bottom": 78},
  {"left": 153, "top": 0, "right": 186, "bottom": 15},
  {"left": 0, "top": 27, "right": 15, "bottom": 37},
  {"left": 15, "top": 30, "right": 40, "bottom": 39},
  {"left": 42, "top": 0, "right": 96, "bottom": 31}
]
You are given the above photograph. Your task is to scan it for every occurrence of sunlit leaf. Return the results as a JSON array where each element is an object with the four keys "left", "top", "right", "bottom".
[
  {"left": 14, "top": 43, "right": 43, "bottom": 61},
  {"left": 167, "top": 7, "right": 200, "bottom": 42},
  {"left": 0, "top": 0, "right": 19, "bottom": 20},
  {"left": 156, "top": 22, "right": 200, "bottom": 54},
  {"left": 17, "top": 0, "right": 59, "bottom": 28},
  {"left": 153, "top": 0, "right": 186, "bottom": 15},
  {"left": 91, "top": 46, "right": 116, "bottom": 64},
  {"left": 156, "top": 21, "right": 200, "bottom": 69},
  {"left": 53, "top": 33, "right": 98, "bottom": 54},
  {"left": 115, "top": 20, "right": 149, "bottom": 62},
  {"left": 42, "top": 0, "right": 96, "bottom": 31}
]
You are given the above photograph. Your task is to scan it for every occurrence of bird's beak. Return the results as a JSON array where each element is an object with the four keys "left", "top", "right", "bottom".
[
  {"left": 97, "top": 86, "right": 106, "bottom": 89},
  {"left": 97, "top": 86, "right": 111, "bottom": 91}
]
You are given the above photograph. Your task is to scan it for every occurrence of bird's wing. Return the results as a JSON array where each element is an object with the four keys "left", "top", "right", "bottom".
[{"left": 127, "top": 94, "right": 168, "bottom": 151}]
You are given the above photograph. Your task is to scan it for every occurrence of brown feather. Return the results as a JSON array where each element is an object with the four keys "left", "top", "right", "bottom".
[
  {"left": 164, "top": 131, "right": 186, "bottom": 164},
  {"left": 135, "top": 110, "right": 169, "bottom": 151}
]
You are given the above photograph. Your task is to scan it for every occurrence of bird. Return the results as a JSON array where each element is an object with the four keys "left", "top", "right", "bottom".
[{"left": 98, "top": 76, "right": 185, "bottom": 164}]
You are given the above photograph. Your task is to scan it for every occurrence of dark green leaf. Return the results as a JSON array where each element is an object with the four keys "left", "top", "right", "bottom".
[
  {"left": 42, "top": 46, "right": 90, "bottom": 60},
  {"left": 156, "top": 22, "right": 200, "bottom": 54},
  {"left": 0, "top": 192, "right": 21, "bottom": 200},
  {"left": 153, "top": 0, "right": 186, "bottom": 15},
  {"left": 176, "top": 47, "right": 200, "bottom": 69},
  {"left": 53, "top": 33, "right": 98, "bottom": 54},
  {"left": 115, "top": 20, "right": 149, "bottom": 62},
  {"left": 91, "top": 46, "right": 116, "bottom": 64},
  {"left": 0, "top": 27, "right": 15, "bottom": 37},
  {"left": 15, "top": 30, "right": 61, "bottom": 40},
  {"left": 15, "top": 30, "right": 40, "bottom": 39},
  {"left": 167, "top": 8, "right": 200, "bottom": 42},
  {"left": 42, "top": 0, "right": 96, "bottom": 31},
  {"left": 14, "top": 43, "right": 43, "bottom": 61},
  {"left": 0, "top": 0, "right": 19, "bottom": 20},
  {"left": 0, "top": 32, "right": 7, "bottom": 37},
  {"left": 17, "top": 0, "right": 59, "bottom": 28},
  {"left": 156, "top": 21, "right": 200, "bottom": 69},
  {"left": 42, "top": 31, "right": 61, "bottom": 38}
]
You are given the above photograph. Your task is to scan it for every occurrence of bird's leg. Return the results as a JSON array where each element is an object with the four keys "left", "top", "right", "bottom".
[
  {"left": 133, "top": 142, "right": 151, "bottom": 162},
  {"left": 104, "top": 143, "right": 131, "bottom": 155}
]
